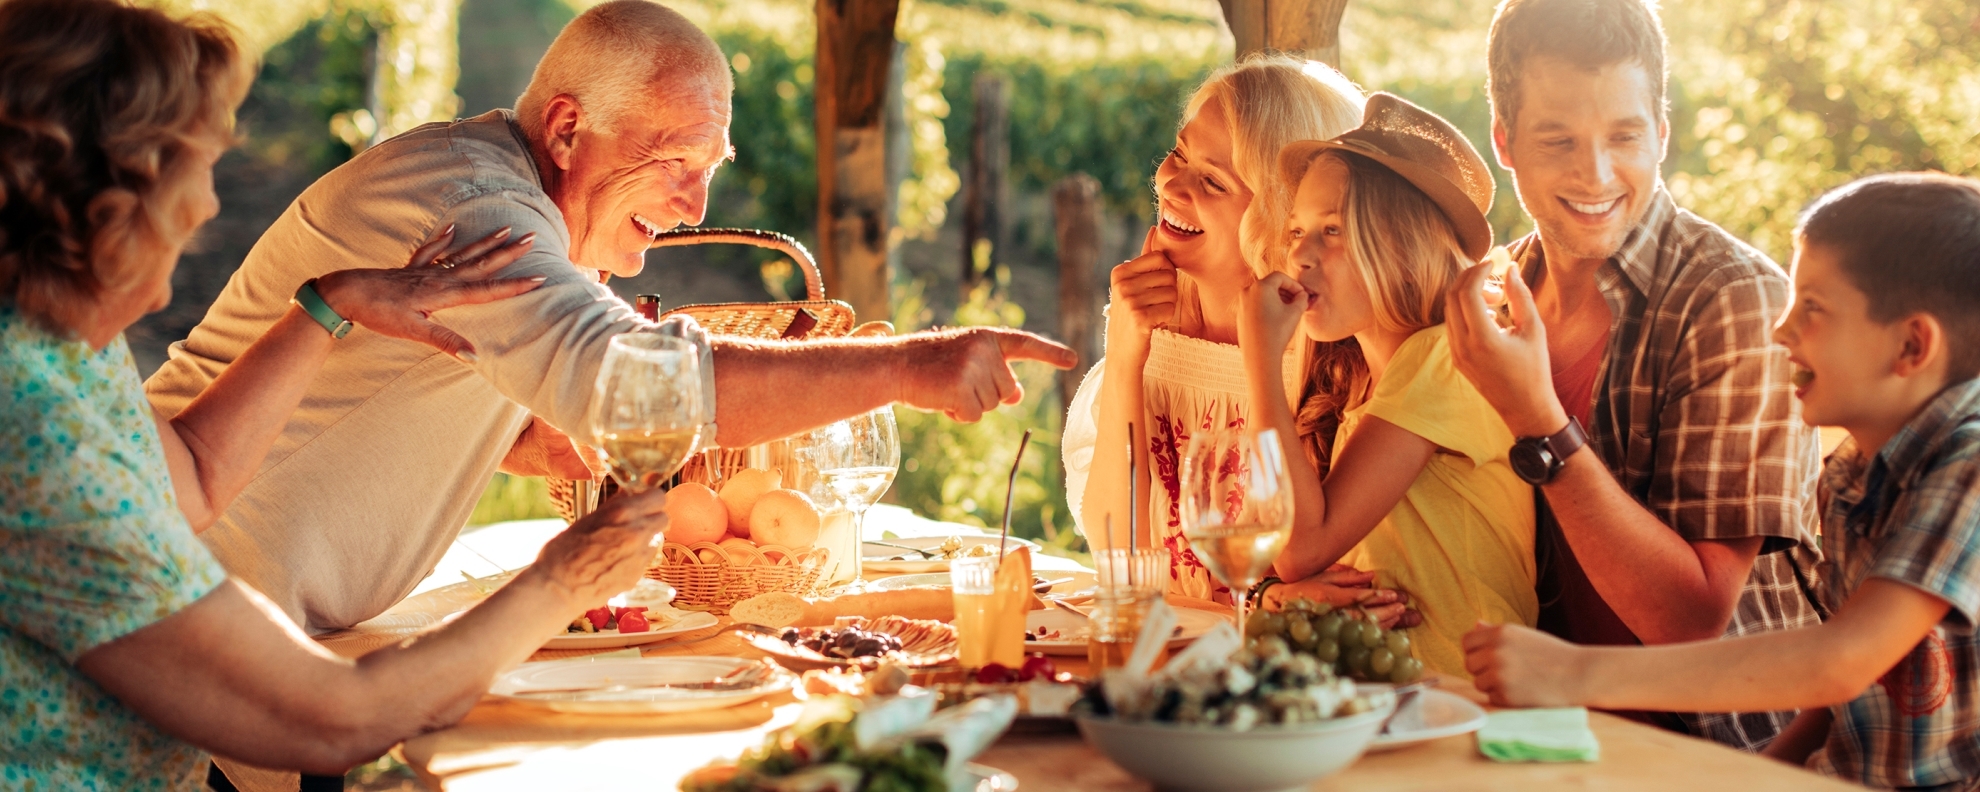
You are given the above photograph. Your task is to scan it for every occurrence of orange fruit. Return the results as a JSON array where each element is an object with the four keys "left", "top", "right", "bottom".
[
  {"left": 718, "top": 536, "right": 758, "bottom": 562},
  {"left": 663, "top": 482, "right": 728, "bottom": 546},
  {"left": 719, "top": 468, "right": 782, "bottom": 537},
  {"left": 750, "top": 489, "right": 822, "bottom": 549}
]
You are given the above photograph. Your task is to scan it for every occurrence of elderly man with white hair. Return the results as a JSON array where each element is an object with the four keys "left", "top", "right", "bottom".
[{"left": 149, "top": 0, "right": 1075, "bottom": 639}]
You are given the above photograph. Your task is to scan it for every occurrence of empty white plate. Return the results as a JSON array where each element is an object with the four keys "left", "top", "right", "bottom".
[
  {"left": 490, "top": 656, "right": 791, "bottom": 714},
  {"left": 862, "top": 535, "right": 1042, "bottom": 573},
  {"left": 1366, "top": 688, "right": 1487, "bottom": 751}
]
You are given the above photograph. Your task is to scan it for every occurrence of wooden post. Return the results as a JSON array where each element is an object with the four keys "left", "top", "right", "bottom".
[
  {"left": 1216, "top": 0, "right": 1351, "bottom": 66},
  {"left": 1054, "top": 174, "right": 1103, "bottom": 406},
  {"left": 814, "top": 0, "right": 901, "bottom": 323},
  {"left": 961, "top": 73, "right": 1009, "bottom": 293}
]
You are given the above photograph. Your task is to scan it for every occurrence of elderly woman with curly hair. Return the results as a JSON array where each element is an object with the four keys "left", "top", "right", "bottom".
[{"left": 0, "top": 0, "right": 670, "bottom": 788}]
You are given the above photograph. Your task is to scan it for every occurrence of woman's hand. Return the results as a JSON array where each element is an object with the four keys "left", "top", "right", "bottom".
[
  {"left": 1266, "top": 564, "right": 1423, "bottom": 629},
  {"left": 1238, "top": 271, "right": 1310, "bottom": 355},
  {"left": 528, "top": 486, "right": 669, "bottom": 609},
  {"left": 1464, "top": 621, "right": 1588, "bottom": 707},
  {"left": 1106, "top": 228, "right": 1180, "bottom": 350},
  {"left": 312, "top": 226, "right": 546, "bottom": 361}
]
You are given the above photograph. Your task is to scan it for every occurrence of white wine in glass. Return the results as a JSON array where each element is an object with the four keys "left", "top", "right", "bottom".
[
  {"left": 811, "top": 407, "right": 899, "bottom": 583},
  {"left": 1178, "top": 428, "right": 1295, "bottom": 631},
  {"left": 591, "top": 334, "right": 704, "bottom": 493}
]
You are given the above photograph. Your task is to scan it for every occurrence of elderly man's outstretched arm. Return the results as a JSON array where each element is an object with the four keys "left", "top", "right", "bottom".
[{"left": 709, "top": 327, "right": 1078, "bottom": 448}]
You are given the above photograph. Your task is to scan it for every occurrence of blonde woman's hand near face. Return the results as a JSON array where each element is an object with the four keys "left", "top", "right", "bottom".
[
  {"left": 1239, "top": 272, "right": 1309, "bottom": 355},
  {"left": 312, "top": 226, "right": 546, "bottom": 362},
  {"left": 527, "top": 487, "right": 669, "bottom": 609},
  {"left": 1106, "top": 229, "right": 1179, "bottom": 351}
]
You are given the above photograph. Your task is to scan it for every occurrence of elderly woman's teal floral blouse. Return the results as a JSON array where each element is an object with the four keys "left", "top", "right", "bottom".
[{"left": 1, "top": 304, "right": 228, "bottom": 790}]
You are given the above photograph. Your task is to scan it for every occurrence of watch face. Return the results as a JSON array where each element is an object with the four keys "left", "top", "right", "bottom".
[{"left": 1510, "top": 442, "right": 1551, "bottom": 484}]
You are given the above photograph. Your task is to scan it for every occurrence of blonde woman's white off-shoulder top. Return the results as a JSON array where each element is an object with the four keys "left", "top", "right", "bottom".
[{"left": 1063, "top": 327, "right": 1301, "bottom": 600}]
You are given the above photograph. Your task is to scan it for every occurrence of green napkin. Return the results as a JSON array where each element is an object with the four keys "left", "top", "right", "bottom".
[{"left": 1476, "top": 707, "right": 1601, "bottom": 762}]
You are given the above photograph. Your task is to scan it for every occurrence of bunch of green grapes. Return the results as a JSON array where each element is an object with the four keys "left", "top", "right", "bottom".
[{"left": 1244, "top": 597, "right": 1423, "bottom": 685}]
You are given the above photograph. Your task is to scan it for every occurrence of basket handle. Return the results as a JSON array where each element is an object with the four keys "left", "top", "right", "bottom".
[{"left": 646, "top": 228, "right": 823, "bottom": 300}]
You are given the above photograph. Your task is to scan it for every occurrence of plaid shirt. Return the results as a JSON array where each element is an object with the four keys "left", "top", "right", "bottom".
[
  {"left": 1811, "top": 379, "right": 1980, "bottom": 791},
  {"left": 1514, "top": 187, "right": 1826, "bottom": 751}
]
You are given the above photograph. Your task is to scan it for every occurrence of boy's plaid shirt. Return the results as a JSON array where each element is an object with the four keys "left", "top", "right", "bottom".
[
  {"left": 1512, "top": 187, "right": 1825, "bottom": 752},
  {"left": 1813, "top": 379, "right": 1980, "bottom": 791}
]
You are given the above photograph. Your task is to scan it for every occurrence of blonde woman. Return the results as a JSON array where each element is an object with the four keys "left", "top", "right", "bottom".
[
  {"left": 1063, "top": 54, "right": 1407, "bottom": 612},
  {"left": 1237, "top": 94, "right": 1536, "bottom": 678}
]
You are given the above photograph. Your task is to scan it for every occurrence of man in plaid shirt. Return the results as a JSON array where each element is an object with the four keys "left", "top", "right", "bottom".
[
  {"left": 1443, "top": 0, "right": 1823, "bottom": 751},
  {"left": 1463, "top": 171, "right": 1980, "bottom": 791}
]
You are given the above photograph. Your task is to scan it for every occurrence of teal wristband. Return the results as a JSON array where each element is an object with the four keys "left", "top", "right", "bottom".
[{"left": 294, "top": 279, "right": 354, "bottom": 339}]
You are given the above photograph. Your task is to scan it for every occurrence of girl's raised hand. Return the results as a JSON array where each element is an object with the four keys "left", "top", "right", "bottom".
[{"left": 1238, "top": 271, "right": 1311, "bottom": 352}]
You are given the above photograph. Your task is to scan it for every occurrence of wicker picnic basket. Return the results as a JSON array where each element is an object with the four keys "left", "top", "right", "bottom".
[{"left": 546, "top": 227, "right": 856, "bottom": 612}]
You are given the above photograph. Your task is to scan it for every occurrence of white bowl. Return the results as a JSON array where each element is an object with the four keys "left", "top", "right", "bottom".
[{"left": 1075, "top": 695, "right": 1395, "bottom": 792}]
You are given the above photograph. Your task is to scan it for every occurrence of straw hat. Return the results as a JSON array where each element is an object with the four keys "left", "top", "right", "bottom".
[{"left": 1279, "top": 92, "right": 1495, "bottom": 259}]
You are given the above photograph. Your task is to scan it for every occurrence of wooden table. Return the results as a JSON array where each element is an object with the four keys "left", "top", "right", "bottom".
[{"left": 389, "top": 613, "right": 1863, "bottom": 792}]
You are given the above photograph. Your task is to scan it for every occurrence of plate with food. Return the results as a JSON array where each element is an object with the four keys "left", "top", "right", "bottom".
[
  {"left": 868, "top": 570, "right": 1096, "bottom": 597},
  {"left": 740, "top": 615, "right": 959, "bottom": 671},
  {"left": 489, "top": 656, "right": 791, "bottom": 714},
  {"left": 862, "top": 535, "right": 1042, "bottom": 573},
  {"left": 1022, "top": 605, "right": 1224, "bottom": 656},
  {"left": 545, "top": 604, "right": 718, "bottom": 650}
]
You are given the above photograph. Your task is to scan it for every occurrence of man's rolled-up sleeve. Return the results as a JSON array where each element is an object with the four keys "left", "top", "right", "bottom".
[
  {"left": 1648, "top": 272, "right": 1816, "bottom": 551},
  {"left": 419, "top": 191, "right": 718, "bottom": 444}
]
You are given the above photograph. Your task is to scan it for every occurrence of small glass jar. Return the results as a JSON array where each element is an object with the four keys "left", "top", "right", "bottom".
[{"left": 1087, "top": 585, "right": 1169, "bottom": 671}]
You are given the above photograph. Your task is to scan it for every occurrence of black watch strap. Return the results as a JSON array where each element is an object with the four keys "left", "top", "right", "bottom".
[{"left": 1510, "top": 416, "right": 1587, "bottom": 486}]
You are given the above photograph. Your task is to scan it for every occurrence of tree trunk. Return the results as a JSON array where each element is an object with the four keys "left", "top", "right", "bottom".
[
  {"left": 1054, "top": 173, "right": 1103, "bottom": 407},
  {"left": 1216, "top": 0, "right": 1351, "bottom": 67},
  {"left": 961, "top": 73, "right": 1009, "bottom": 293},
  {"left": 814, "top": 0, "right": 901, "bottom": 323}
]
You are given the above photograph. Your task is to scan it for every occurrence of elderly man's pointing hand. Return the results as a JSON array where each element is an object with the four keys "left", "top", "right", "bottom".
[{"left": 896, "top": 327, "right": 1080, "bottom": 422}]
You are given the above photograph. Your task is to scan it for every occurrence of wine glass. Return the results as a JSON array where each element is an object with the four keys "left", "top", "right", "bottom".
[
  {"left": 1177, "top": 427, "right": 1295, "bottom": 631},
  {"left": 810, "top": 407, "right": 900, "bottom": 582},
  {"left": 590, "top": 334, "right": 704, "bottom": 493}
]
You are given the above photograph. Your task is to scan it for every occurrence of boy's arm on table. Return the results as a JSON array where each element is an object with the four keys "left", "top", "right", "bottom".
[
  {"left": 1465, "top": 578, "right": 1951, "bottom": 713},
  {"left": 1445, "top": 261, "right": 1786, "bottom": 645}
]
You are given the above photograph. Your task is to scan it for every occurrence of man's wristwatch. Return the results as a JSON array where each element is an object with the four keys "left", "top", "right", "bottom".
[
  {"left": 1509, "top": 416, "right": 1587, "bottom": 486},
  {"left": 293, "top": 278, "right": 354, "bottom": 339}
]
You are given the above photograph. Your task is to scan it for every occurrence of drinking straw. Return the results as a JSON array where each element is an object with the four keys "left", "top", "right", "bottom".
[
  {"left": 997, "top": 430, "right": 1033, "bottom": 562},
  {"left": 1127, "top": 422, "right": 1138, "bottom": 589}
]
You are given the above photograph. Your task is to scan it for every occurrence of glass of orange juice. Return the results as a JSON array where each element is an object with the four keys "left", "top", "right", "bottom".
[{"left": 951, "top": 555, "right": 1024, "bottom": 668}]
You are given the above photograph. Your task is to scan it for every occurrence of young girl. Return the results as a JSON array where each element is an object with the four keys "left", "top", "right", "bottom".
[
  {"left": 1239, "top": 94, "right": 1536, "bottom": 678},
  {"left": 1063, "top": 54, "right": 1383, "bottom": 604}
]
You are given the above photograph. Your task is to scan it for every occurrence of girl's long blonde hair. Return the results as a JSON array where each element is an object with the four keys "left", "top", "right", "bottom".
[
  {"left": 1168, "top": 54, "right": 1363, "bottom": 334},
  {"left": 1289, "top": 150, "right": 1474, "bottom": 475}
]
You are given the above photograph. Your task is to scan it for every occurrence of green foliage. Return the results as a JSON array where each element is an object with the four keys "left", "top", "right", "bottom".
[
  {"left": 467, "top": 473, "right": 558, "bottom": 526},
  {"left": 945, "top": 54, "right": 1216, "bottom": 219},
  {"left": 235, "top": 7, "right": 378, "bottom": 174},
  {"left": 1662, "top": 0, "right": 1980, "bottom": 261}
]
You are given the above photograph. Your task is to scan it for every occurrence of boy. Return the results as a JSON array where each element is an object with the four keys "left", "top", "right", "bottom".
[{"left": 1465, "top": 171, "right": 1980, "bottom": 790}]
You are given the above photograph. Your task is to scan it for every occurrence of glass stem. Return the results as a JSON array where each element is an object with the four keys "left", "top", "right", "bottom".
[
  {"left": 849, "top": 506, "right": 867, "bottom": 584},
  {"left": 1233, "top": 590, "right": 1250, "bottom": 633}
]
